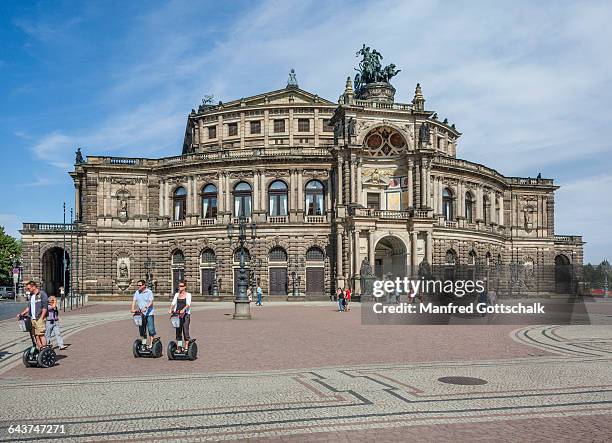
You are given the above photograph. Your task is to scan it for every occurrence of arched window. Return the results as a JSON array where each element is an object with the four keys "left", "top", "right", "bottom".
[
  {"left": 233, "top": 182, "right": 252, "bottom": 217},
  {"left": 201, "top": 184, "right": 217, "bottom": 219},
  {"left": 268, "top": 180, "right": 288, "bottom": 216},
  {"left": 465, "top": 192, "right": 474, "bottom": 223},
  {"left": 305, "top": 180, "right": 324, "bottom": 215},
  {"left": 442, "top": 188, "right": 453, "bottom": 221},
  {"left": 445, "top": 249, "right": 457, "bottom": 265},
  {"left": 173, "top": 187, "right": 187, "bottom": 221},
  {"left": 468, "top": 250, "right": 477, "bottom": 266},
  {"left": 200, "top": 248, "right": 216, "bottom": 264},
  {"left": 483, "top": 195, "right": 490, "bottom": 224},
  {"left": 269, "top": 247, "right": 288, "bottom": 262},
  {"left": 306, "top": 247, "right": 325, "bottom": 261}
]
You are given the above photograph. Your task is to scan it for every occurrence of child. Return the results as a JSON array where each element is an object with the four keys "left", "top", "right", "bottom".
[{"left": 46, "top": 296, "right": 67, "bottom": 350}]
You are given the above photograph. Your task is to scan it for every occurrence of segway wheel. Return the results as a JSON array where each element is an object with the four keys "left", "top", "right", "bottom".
[
  {"left": 133, "top": 339, "right": 142, "bottom": 358},
  {"left": 37, "top": 347, "right": 57, "bottom": 368},
  {"left": 152, "top": 339, "right": 163, "bottom": 358},
  {"left": 187, "top": 341, "right": 198, "bottom": 361},
  {"left": 167, "top": 341, "right": 177, "bottom": 360},
  {"left": 22, "top": 348, "right": 33, "bottom": 368}
]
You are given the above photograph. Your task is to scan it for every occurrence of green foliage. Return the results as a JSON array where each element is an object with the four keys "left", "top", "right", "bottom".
[
  {"left": 582, "top": 260, "right": 611, "bottom": 289},
  {"left": 0, "top": 226, "right": 22, "bottom": 285}
]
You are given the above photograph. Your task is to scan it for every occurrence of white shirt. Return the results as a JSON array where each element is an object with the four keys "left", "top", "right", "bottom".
[{"left": 171, "top": 292, "right": 192, "bottom": 314}]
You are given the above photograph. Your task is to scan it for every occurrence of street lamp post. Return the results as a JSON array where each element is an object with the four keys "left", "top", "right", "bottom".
[{"left": 227, "top": 217, "right": 256, "bottom": 320}]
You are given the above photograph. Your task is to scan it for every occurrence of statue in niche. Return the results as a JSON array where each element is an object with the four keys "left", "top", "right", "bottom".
[
  {"left": 523, "top": 206, "right": 534, "bottom": 230},
  {"left": 418, "top": 122, "right": 430, "bottom": 147},
  {"left": 116, "top": 257, "right": 131, "bottom": 292},
  {"left": 117, "top": 190, "right": 129, "bottom": 223},
  {"left": 360, "top": 257, "right": 375, "bottom": 298}
]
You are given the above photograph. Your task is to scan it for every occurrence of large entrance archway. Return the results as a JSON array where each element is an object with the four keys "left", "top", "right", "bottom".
[
  {"left": 555, "top": 254, "right": 572, "bottom": 293},
  {"left": 374, "top": 236, "right": 408, "bottom": 279},
  {"left": 42, "top": 247, "right": 70, "bottom": 297}
]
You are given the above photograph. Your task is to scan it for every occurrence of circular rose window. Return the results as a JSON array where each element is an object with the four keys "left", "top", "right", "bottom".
[
  {"left": 363, "top": 127, "right": 407, "bottom": 157},
  {"left": 367, "top": 134, "right": 383, "bottom": 149}
]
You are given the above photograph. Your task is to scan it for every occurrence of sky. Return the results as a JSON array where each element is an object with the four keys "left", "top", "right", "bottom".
[{"left": 0, "top": 0, "right": 610, "bottom": 263}]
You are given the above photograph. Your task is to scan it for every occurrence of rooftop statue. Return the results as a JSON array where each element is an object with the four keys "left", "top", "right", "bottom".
[
  {"left": 287, "top": 68, "right": 298, "bottom": 88},
  {"left": 354, "top": 44, "right": 401, "bottom": 94}
]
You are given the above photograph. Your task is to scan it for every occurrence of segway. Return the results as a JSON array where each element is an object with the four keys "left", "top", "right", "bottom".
[
  {"left": 18, "top": 315, "right": 57, "bottom": 368},
  {"left": 167, "top": 312, "right": 197, "bottom": 361},
  {"left": 132, "top": 312, "right": 163, "bottom": 358}
]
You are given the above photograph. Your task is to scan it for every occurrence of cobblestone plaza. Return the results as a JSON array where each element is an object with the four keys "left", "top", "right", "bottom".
[{"left": 1, "top": 301, "right": 611, "bottom": 441}]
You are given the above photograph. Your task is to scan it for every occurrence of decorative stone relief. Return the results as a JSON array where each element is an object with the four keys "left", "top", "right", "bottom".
[{"left": 116, "top": 256, "right": 131, "bottom": 292}]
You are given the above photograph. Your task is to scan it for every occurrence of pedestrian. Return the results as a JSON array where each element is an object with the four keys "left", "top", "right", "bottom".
[
  {"left": 395, "top": 285, "right": 401, "bottom": 304},
  {"left": 17, "top": 281, "right": 48, "bottom": 349},
  {"left": 256, "top": 284, "right": 263, "bottom": 306},
  {"left": 169, "top": 280, "right": 191, "bottom": 352},
  {"left": 338, "top": 287, "right": 345, "bottom": 311},
  {"left": 130, "top": 280, "right": 157, "bottom": 347},
  {"left": 45, "top": 296, "right": 66, "bottom": 350},
  {"left": 345, "top": 288, "right": 351, "bottom": 311},
  {"left": 247, "top": 287, "right": 253, "bottom": 302}
]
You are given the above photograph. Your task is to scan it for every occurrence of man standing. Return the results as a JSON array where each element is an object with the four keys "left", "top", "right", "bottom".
[
  {"left": 17, "top": 281, "right": 48, "bottom": 349},
  {"left": 131, "top": 280, "right": 156, "bottom": 346},
  {"left": 256, "top": 284, "right": 263, "bottom": 306}
]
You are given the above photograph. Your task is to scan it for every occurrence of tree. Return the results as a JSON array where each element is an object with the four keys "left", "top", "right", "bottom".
[{"left": 0, "top": 226, "right": 21, "bottom": 285}]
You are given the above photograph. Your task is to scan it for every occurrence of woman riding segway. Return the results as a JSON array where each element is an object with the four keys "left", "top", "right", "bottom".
[{"left": 167, "top": 280, "right": 197, "bottom": 360}]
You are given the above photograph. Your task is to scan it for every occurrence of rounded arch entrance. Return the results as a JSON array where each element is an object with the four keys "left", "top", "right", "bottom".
[
  {"left": 374, "top": 235, "right": 408, "bottom": 279},
  {"left": 42, "top": 247, "right": 70, "bottom": 297},
  {"left": 554, "top": 254, "right": 572, "bottom": 293}
]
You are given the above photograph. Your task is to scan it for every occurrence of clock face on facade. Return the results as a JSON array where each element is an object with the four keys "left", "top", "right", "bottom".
[{"left": 364, "top": 126, "right": 406, "bottom": 157}]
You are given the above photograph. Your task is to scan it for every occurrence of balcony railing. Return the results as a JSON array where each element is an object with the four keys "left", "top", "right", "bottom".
[
  {"left": 169, "top": 220, "right": 185, "bottom": 228},
  {"left": 554, "top": 235, "right": 583, "bottom": 244},
  {"left": 22, "top": 223, "right": 75, "bottom": 232},
  {"left": 200, "top": 218, "right": 216, "bottom": 226},
  {"left": 232, "top": 217, "right": 251, "bottom": 224},
  {"left": 305, "top": 215, "right": 326, "bottom": 223},
  {"left": 268, "top": 216, "right": 288, "bottom": 224},
  {"left": 444, "top": 220, "right": 458, "bottom": 228},
  {"left": 354, "top": 100, "right": 412, "bottom": 111}
]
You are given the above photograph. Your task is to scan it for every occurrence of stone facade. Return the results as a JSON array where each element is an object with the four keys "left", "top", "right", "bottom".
[{"left": 20, "top": 73, "right": 583, "bottom": 299}]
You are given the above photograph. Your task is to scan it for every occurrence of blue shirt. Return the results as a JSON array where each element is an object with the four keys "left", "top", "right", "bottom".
[{"left": 133, "top": 288, "right": 155, "bottom": 316}]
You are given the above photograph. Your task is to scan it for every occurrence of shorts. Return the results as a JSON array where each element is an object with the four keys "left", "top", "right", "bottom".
[{"left": 31, "top": 318, "right": 46, "bottom": 336}]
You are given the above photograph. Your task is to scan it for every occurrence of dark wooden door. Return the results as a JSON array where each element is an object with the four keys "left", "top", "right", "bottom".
[
  {"left": 306, "top": 267, "right": 324, "bottom": 295},
  {"left": 269, "top": 267, "right": 287, "bottom": 295},
  {"left": 201, "top": 268, "right": 215, "bottom": 295}
]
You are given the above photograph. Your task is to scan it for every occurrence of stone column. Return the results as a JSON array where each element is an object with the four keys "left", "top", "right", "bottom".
[
  {"left": 407, "top": 159, "right": 414, "bottom": 208},
  {"left": 420, "top": 159, "right": 426, "bottom": 207},
  {"left": 164, "top": 180, "right": 170, "bottom": 217},
  {"left": 426, "top": 231, "right": 433, "bottom": 264},
  {"left": 218, "top": 173, "right": 224, "bottom": 214},
  {"left": 475, "top": 186, "right": 481, "bottom": 220},
  {"left": 348, "top": 156, "right": 354, "bottom": 204},
  {"left": 225, "top": 174, "right": 231, "bottom": 218},
  {"left": 336, "top": 229, "right": 343, "bottom": 281},
  {"left": 337, "top": 157, "right": 344, "bottom": 206},
  {"left": 253, "top": 170, "right": 259, "bottom": 212},
  {"left": 158, "top": 178, "right": 164, "bottom": 217},
  {"left": 198, "top": 119, "right": 204, "bottom": 147},
  {"left": 314, "top": 108, "right": 320, "bottom": 146},
  {"left": 356, "top": 159, "right": 363, "bottom": 206},
  {"left": 368, "top": 230, "right": 375, "bottom": 266},
  {"left": 498, "top": 195, "right": 504, "bottom": 226},
  {"left": 410, "top": 231, "right": 418, "bottom": 277},
  {"left": 457, "top": 181, "right": 464, "bottom": 218},
  {"left": 187, "top": 176, "right": 193, "bottom": 214},
  {"left": 353, "top": 230, "right": 361, "bottom": 293},
  {"left": 102, "top": 178, "right": 109, "bottom": 216},
  {"left": 298, "top": 169, "right": 304, "bottom": 212},
  {"left": 541, "top": 196, "right": 546, "bottom": 229},
  {"left": 490, "top": 190, "right": 496, "bottom": 223},
  {"left": 289, "top": 170, "right": 296, "bottom": 215},
  {"left": 260, "top": 171, "right": 266, "bottom": 210}
]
